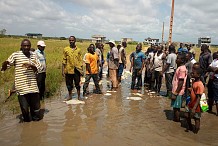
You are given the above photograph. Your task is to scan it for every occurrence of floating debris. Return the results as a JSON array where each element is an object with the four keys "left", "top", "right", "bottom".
[
  {"left": 104, "top": 93, "right": 112, "bottom": 96},
  {"left": 64, "top": 99, "right": 85, "bottom": 105},
  {"left": 107, "top": 90, "right": 117, "bottom": 93},
  {"left": 131, "top": 93, "right": 143, "bottom": 97},
  {"left": 126, "top": 97, "right": 142, "bottom": 101}
]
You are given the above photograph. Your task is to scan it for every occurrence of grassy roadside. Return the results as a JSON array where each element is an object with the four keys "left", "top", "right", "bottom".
[
  {"left": 0, "top": 38, "right": 137, "bottom": 103},
  {"left": 1, "top": 37, "right": 217, "bottom": 115}
]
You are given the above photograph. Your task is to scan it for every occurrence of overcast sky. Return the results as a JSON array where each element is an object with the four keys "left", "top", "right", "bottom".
[{"left": 0, "top": 0, "right": 218, "bottom": 44}]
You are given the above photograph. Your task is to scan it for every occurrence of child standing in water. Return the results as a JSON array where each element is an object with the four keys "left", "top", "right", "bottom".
[
  {"left": 171, "top": 53, "right": 187, "bottom": 122},
  {"left": 185, "top": 67, "right": 204, "bottom": 134}
]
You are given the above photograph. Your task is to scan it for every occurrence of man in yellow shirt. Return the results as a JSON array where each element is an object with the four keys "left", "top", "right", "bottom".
[
  {"left": 62, "top": 36, "right": 83, "bottom": 100},
  {"left": 83, "top": 44, "right": 102, "bottom": 96}
]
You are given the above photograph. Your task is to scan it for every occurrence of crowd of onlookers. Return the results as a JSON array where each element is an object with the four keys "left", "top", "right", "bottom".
[
  {"left": 127, "top": 42, "right": 218, "bottom": 134},
  {"left": 1, "top": 36, "right": 218, "bottom": 134},
  {"left": 88, "top": 40, "right": 218, "bottom": 134}
]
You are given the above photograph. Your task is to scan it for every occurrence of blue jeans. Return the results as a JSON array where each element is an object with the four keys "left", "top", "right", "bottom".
[{"left": 118, "top": 63, "right": 124, "bottom": 77}]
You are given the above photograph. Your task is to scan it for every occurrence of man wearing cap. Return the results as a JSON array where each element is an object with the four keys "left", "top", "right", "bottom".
[
  {"left": 35, "top": 40, "right": 46, "bottom": 100},
  {"left": 107, "top": 40, "right": 119, "bottom": 91}
]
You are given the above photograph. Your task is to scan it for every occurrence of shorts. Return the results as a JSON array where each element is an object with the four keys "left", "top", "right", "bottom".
[
  {"left": 65, "top": 69, "right": 81, "bottom": 91},
  {"left": 185, "top": 108, "right": 201, "bottom": 119}
]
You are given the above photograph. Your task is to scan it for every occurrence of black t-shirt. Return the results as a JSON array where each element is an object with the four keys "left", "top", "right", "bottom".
[{"left": 199, "top": 52, "right": 212, "bottom": 71}]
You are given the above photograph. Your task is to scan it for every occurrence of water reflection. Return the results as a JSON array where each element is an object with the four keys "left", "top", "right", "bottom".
[
  {"left": 0, "top": 75, "right": 218, "bottom": 146},
  {"left": 18, "top": 121, "right": 48, "bottom": 146}
]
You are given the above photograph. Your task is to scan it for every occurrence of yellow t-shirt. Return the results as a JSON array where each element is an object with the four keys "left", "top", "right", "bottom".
[
  {"left": 85, "top": 53, "right": 99, "bottom": 74},
  {"left": 62, "top": 46, "right": 83, "bottom": 74}
]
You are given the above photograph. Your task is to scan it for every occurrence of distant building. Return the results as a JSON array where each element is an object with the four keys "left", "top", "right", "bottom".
[
  {"left": 121, "top": 38, "right": 133, "bottom": 43},
  {"left": 144, "top": 37, "right": 159, "bottom": 45},
  {"left": 92, "top": 35, "right": 106, "bottom": 43},
  {"left": 198, "top": 37, "right": 211, "bottom": 47},
  {"left": 26, "top": 33, "right": 42, "bottom": 39}
]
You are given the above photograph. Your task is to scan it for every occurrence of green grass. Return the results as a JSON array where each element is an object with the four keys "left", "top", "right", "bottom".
[
  {"left": 1, "top": 37, "right": 217, "bottom": 100},
  {"left": 1, "top": 37, "right": 217, "bottom": 114},
  {"left": 0, "top": 37, "right": 139, "bottom": 100}
]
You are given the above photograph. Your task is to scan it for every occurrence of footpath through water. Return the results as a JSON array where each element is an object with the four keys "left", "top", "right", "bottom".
[{"left": 0, "top": 70, "right": 218, "bottom": 146}]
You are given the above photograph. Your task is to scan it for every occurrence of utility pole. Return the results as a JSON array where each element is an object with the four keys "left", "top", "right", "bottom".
[
  {"left": 162, "top": 22, "right": 164, "bottom": 45},
  {"left": 168, "top": 0, "right": 175, "bottom": 45}
]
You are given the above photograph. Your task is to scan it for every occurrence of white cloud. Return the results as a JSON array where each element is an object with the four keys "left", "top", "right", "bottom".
[{"left": 0, "top": 0, "right": 218, "bottom": 43}]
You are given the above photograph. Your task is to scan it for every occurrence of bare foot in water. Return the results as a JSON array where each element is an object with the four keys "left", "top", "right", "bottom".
[
  {"left": 64, "top": 97, "right": 72, "bottom": 101},
  {"left": 78, "top": 97, "right": 84, "bottom": 101}
]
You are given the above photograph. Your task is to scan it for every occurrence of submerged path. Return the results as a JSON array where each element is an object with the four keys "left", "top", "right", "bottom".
[{"left": 0, "top": 69, "right": 218, "bottom": 146}]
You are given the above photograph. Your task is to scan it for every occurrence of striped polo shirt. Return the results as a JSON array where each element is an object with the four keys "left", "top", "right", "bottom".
[{"left": 7, "top": 51, "right": 43, "bottom": 95}]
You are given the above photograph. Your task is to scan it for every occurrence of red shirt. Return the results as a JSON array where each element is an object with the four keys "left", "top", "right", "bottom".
[{"left": 188, "top": 80, "right": 205, "bottom": 112}]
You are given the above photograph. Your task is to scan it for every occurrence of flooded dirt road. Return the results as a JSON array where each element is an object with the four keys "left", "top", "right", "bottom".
[{"left": 0, "top": 71, "right": 218, "bottom": 146}]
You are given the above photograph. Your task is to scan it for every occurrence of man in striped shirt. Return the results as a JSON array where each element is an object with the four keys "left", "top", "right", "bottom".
[{"left": 1, "top": 39, "right": 43, "bottom": 122}]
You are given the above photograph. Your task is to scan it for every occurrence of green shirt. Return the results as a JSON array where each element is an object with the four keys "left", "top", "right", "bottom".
[{"left": 62, "top": 46, "right": 83, "bottom": 74}]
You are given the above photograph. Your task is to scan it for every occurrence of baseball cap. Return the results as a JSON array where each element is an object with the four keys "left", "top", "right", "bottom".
[{"left": 37, "top": 40, "right": 46, "bottom": 47}]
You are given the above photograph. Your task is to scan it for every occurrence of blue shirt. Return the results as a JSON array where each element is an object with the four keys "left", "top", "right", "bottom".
[
  {"left": 178, "top": 47, "right": 188, "bottom": 54},
  {"left": 35, "top": 49, "right": 46, "bottom": 73},
  {"left": 131, "top": 51, "right": 145, "bottom": 69}
]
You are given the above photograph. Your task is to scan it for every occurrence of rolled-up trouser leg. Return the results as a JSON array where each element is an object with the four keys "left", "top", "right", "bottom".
[{"left": 109, "top": 69, "right": 118, "bottom": 88}]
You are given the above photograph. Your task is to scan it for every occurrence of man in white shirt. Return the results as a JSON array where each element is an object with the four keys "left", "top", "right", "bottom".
[
  {"left": 118, "top": 41, "right": 127, "bottom": 83},
  {"left": 35, "top": 40, "right": 46, "bottom": 100}
]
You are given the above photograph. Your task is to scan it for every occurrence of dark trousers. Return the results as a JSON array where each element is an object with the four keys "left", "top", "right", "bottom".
[
  {"left": 153, "top": 71, "right": 162, "bottom": 92},
  {"left": 207, "top": 79, "right": 214, "bottom": 111},
  {"left": 149, "top": 70, "right": 155, "bottom": 90},
  {"left": 131, "top": 69, "right": 142, "bottom": 89},
  {"left": 36, "top": 72, "right": 46, "bottom": 100},
  {"left": 144, "top": 68, "right": 149, "bottom": 84},
  {"left": 83, "top": 74, "right": 101, "bottom": 93},
  {"left": 18, "top": 93, "right": 41, "bottom": 122},
  {"left": 165, "top": 72, "right": 174, "bottom": 96},
  {"left": 165, "top": 72, "right": 174, "bottom": 91},
  {"left": 99, "top": 64, "right": 103, "bottom": 80},
  {"left": 65, "top": 69, "right": 81, "bottom": 91},
  {"left": 184, "top": 76, "right": 191, "bottom": 98}
]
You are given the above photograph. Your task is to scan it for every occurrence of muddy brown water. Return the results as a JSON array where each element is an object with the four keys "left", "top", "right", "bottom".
[{"left": 0, "top": 72, "right": 218, "bottom": 146}]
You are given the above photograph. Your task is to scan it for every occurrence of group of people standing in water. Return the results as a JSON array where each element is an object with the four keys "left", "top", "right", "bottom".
[{"left": 1, "top": 36, "right": 218, "bottom": 135}]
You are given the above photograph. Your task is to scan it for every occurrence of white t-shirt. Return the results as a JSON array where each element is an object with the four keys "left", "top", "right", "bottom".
[
  {"left": 209, "top": 59, "right": 218, "bottom": 79},
  {"left": 190, "top": 58, "right": 196, "bottom": 64},
  {"left": 154, "top": 53, "right": 163, "bottom": 71},
  {"left": 95, "top": 48, "right": 102, "bottom": 62},
  {"left": 166, "top": 53, "right": 177, "bottom": 73}
]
